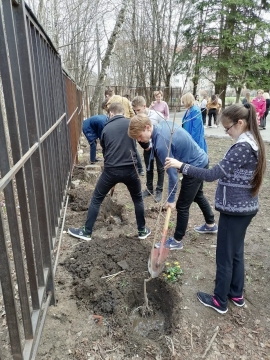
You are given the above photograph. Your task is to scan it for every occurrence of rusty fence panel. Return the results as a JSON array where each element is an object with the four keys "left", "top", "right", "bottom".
[{"left": 0, "top": 1, "right": 82, "bottom": 359}]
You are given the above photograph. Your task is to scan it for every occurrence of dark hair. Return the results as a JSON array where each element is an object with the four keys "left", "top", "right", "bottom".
[
  {"left": 211, "top": 94, "right": 218, "bottom": 105},
  {"left": 220, "top": 103, "right": 266, "bottom": 196},
  {"left": 101, "top": 99, "right": 108, "bottom": 110},
  {"left": 105, "top": 88, "right": 114, "bottom": 97}
]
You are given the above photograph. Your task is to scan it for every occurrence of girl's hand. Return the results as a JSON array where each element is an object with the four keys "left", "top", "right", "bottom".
[
  {"left": 150, "top": 101, "right": 155, "bottom": 108},
  {"left": 165, "top": 157, "right": 182, "bottom": 170}
]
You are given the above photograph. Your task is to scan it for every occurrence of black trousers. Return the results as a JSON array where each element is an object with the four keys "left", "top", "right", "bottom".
[
  {"left": 85, "top": 167, "right": 145, "bottom": 234},
  {"left": 208, "top": 108, "right": 217, "bottom": 126},
  {"left": 201, "top": 108, "right": 207, "bottom": 125},
  {"left": 174, "top": 172, "right": 215, "bottom": 241},
  {"left": 143, "top": 149, "right": 165, "bottom": 193},
  {"left": 214, "top": 212, "right": 255, "bottom": 307}
]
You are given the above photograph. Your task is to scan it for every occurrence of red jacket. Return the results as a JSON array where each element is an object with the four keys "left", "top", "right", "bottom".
[{"left": 251, "top": 97, "right": 266, "bottom": 119}]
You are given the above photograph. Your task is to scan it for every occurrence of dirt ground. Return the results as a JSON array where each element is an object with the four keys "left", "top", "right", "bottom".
[{"left": 37, "top": 136, "right": 270, "bottom": 360}]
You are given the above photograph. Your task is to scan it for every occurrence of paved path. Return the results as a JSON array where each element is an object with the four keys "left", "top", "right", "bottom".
[{"left": 169, "top": 111, "right": 270, "bottom": 143}]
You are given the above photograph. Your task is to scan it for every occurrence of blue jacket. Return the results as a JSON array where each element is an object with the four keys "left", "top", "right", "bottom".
[
  {"left": 151, "top": 121, "right": 208, "bottom": 202},
  {"left": 82, "top": 115, "right": 107, "bottom": 143},
  {"left": 182, "top": 105, "right": 208, "bottom": 153}
]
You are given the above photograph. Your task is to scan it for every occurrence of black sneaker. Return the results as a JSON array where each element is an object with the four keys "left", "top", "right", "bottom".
[
  {"left": 138, "top": 227, "right": 151, "bottom": 240},
  {"left": 142, "top": 189, "right": 153, "bottom": 198},
  {"left": 229, "top": 296, "right": 245, "bottom": 307},
  {"left": 197, "top": 291, "right": 228, "bottom": 314},
  {"left": 155, "top": 191, "right": 162, "bottom": 203},
  {"left": 68, "top": 227, "right": 92, "bottom": 241}
]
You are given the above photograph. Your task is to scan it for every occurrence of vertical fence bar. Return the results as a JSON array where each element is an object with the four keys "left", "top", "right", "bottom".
[
  {"left": 0, "top": 106, "right": 23, "bottom": 358},
  {"left": 0, "top": 4, "right": 33, "bottom": 345},
  {"left": 0, "top": 0, "right": 84, "bottom": 358},
  {"left": 12, "top": 0, "right": 55, "bottom": 304},
  {"left": 1, "top": 0, "right": 41, "bottom": 310}
]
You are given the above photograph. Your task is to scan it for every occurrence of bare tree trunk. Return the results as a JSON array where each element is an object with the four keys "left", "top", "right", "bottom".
[{"left": 90, "top": 1, "right": 129, "bottom": 115}]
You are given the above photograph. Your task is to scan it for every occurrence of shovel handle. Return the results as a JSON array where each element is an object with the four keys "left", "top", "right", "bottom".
[{"left": 163, "top": 207, "right": 172, "bottom": 231}]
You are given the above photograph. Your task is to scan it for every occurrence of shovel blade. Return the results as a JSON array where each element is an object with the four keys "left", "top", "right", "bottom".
[{"left": 148, "top": 245, "right": 169, "bottom": 278}]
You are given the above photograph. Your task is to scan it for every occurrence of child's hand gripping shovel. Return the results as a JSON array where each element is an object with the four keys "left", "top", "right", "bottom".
[{"left": 148, "top": 207, "right": 171, "bottom": 278}]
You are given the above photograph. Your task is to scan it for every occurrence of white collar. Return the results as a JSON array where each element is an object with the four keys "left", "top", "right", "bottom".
[{"left": 237, "top": 131, "right": 258, "bottom": 151}]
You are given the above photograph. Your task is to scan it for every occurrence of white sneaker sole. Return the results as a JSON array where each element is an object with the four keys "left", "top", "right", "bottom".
[
  {"left": 197, "top": 296, "right": 228, "bottom": 314},
  {"left": 68, "top": 229, "right": 91, "bottom": 241},
  {"left": 138, "top": 230, "right": 151, "bottom": 240},
  {"left": 194, "top": 228, "right": 218, "bottom": 234}
]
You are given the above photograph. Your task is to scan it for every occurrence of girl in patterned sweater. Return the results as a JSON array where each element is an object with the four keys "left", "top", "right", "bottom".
[{"left": 164, "top": 103, "right": 266, "bottom": 314}]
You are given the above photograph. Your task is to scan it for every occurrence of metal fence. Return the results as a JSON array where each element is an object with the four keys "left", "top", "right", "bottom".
[{"left": 0, "top": 1, "right": 83, "bottom": 359}]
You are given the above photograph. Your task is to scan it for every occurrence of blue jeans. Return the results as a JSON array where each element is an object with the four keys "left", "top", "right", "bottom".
[
  {"left": 143, "top": 149, "right": 164, "bottom": 193},
  {"left": 85, "top": 167, "right": 145, "bottom": 234},
  {"left": 174, "top": 172, "right": 215, "bottom": 241},
  {"left": 214, "top": 212, "right": 255, "bottom": 307}
]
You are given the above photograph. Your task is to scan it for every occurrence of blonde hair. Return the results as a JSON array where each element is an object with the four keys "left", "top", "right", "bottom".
[
  {"left": 257, "top": 89, "right": 264, "bottom": 94},
  {"left": 181, "top": 92, "right": 195, "bottom": 108},
  {"left": 263, "top": 92, "right": 269, "bottom": 99},
  {"left": 154, "top": 90, "right": 163, "bottom": 97},
  {"left": 128, "top": 114, "right": 152, "bottom": 139},
  {"left": 131, "top": 96, "right": 146, "bottom": 107}
]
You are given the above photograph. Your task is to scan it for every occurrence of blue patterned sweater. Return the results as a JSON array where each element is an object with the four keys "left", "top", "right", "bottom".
[{"left": 181, "top": 132, "right": 259, "bottom": 215}]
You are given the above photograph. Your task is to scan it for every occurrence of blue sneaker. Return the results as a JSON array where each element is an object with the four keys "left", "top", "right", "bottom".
[
  {"left": 155, "top": 237, "right": 183, "bottom": 250},
  {"left": 197, "top": 292, "right": 228, "bottom": 314},
  {"left": 68, "top": 227, "right": 91, "bottom": 241},
  {"left": 194, "top": 223, "right": 218, "bottom": 234}
]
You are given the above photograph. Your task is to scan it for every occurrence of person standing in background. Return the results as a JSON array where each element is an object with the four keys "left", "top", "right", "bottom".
[
  {"left": 194, "top": 95, "right": 200, "bottom": 106},
  {"left": 251, "top": 89, "right": 266, "bottom": 126},
  {"left": 105, "top": 89, "right": 134, "bottom": 119},
  {"left": 149, "top": 90, "right": 169, "bottom": 120},
  {"left": 207, "top": 95, "right": 220, "bottom": 128},
  {"left": 181, "top": 92, "right": 207, "bottom": 153},
  {"left": 200, "top": 94, "right": 208, "bottom": 126},
  {"left": 216, "top": 94, "right": 222, "bottom": 123},
  {"left": 242, "top": 92, "right": 251, "bottom": 105},
  {"left": 261, "top": 92, "right": 270, "bottom": 130}
]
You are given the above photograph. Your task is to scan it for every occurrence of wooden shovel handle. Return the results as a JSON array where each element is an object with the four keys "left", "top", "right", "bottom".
[{"left": 163, "top": 207, "right": 172, "bottom": 231}]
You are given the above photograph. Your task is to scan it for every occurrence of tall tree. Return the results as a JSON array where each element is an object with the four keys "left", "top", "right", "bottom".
[{"left": 90, "top": 0, "right": 130, "bottom": 115}]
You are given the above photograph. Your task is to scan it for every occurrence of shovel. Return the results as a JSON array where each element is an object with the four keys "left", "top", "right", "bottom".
[
  {"left": 148, "top": 207, "right": 171, "bottom": 278},
  {"left": 104, "top": 185, "right": 116, "bottom": 219}
]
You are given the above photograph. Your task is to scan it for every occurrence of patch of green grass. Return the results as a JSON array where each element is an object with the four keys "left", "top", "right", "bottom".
[{"left": 120, "top": 278, "right": 129, "bottom": 287}]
